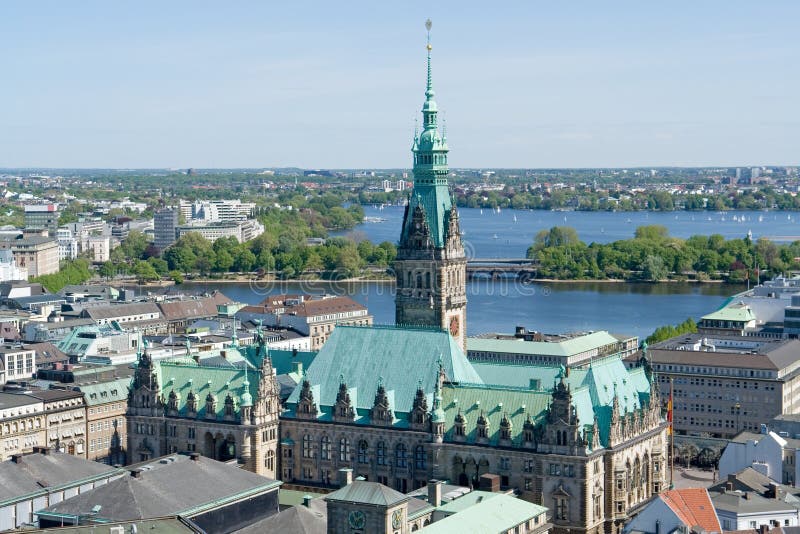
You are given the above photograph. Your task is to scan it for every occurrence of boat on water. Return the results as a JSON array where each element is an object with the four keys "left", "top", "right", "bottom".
[
  {"left": 493, "top": 234, "right": 499, "bottom": 239},
  {"left": 626, "top": 218, "right": 632, "bottom": 223},
  {"left": 364, "top": 216, "right": 387, "bottom": 223},
  {"left": 513, "top": 215, "right": 517, "bottom": 223}
]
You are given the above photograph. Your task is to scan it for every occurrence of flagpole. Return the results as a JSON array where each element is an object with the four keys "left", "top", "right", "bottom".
[{"left": 669, "top": 377, "right": 675, "bottom": 489}]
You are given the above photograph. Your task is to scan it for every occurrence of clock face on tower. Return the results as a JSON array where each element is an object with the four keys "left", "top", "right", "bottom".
[
  {"left": 391, "top": 509, "right": 403, "bottom": 529},
  {"left": 449, "top": 315, "right": 460, "bottom": 337},
  {"left": 348, "top": 510, "right": 365, "bottom": 530}
]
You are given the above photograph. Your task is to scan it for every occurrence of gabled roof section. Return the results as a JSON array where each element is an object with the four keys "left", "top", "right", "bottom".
[
  {"left": 324, "top": 480, "right": 408, "bottom": 507},
  {"left": 660, "top": 488, "right": 721, "bottom": 533},
  {"left": 285, "top": 325, "right": 482, "bottom": 417},
  {"left": 158, "top": 292, "right": 231, "bottom": 321}
]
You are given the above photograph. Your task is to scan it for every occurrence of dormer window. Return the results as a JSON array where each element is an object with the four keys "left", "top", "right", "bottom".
[
  {"left": 454, "top": 411, "right": 466, "bottom": 437},
  {"left": 477, "top": 412, "right": 489, "bottom": 439}
]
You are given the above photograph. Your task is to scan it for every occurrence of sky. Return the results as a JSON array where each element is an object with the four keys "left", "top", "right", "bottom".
[{"left": 1, "top": 1, "right": 798, "bottom": 169}]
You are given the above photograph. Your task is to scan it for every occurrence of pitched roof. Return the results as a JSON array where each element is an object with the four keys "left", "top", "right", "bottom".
[
  {"left": 324, "top": 480, "right": 408, "bottom": 507},
  {"left": 74, "top": 378, "right": 131, "bottom": 407},
  {"left": 660, "top": 488, "right": 722, "bottom": 533},
  {"left": 233, "top": 503, "right": 326, "bottom": 534},
  {"left": 83, "top": 302, "right": 160, "bottom": 320},
  {"left": 38, "top": 454, "right": 280, "bottom": 521},
  {"left": 0, "top": 451, "right": 121, "bottom": 505},
  {"left": 712, "top": 491, "right": 797, "bottom": 514},
  {"left": 158, "top": 292, "right": 231, "bottom": 321},
  {"left": 419, "top": 494, "right": 547, "bottom": 534},
  {"left": 284, "top": 325, "right": 483, "bottom": 422},
  {"left": 702, "top": 303, "right": 756, "bottom": 323},
  {"left": 23, "top": 342, "right": 68, "bottom": 364}
]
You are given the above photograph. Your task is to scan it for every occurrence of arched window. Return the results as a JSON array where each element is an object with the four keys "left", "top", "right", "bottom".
[
  {"left": 302, "top": 434, "right": 312, "bottom": 458},
  {"left": 416, "top": 273, "right": 422, "bottom": 288},
  {"left": 320, "top": 436, "right": 331, "bottom": 460},
  {"left": 425, "top": 272, "right": 430, "bottom": 289},
  {"left": 396, "top": 443, "right": 408, "bottom": 468},
  {"left": 339, "top": 437, "right": 351, "bottom": 462},
  {"left": 357, "top": 440, "right": 369, "bottom": 464},
  {"left": 264, "top": 450, "right": 275, "bottom": 471},
  {"left": 377, "top": 441, "right": 387, "bottom": 466},
  {"left": 414, "top": 445, "right": 426, "bottom": 470}
]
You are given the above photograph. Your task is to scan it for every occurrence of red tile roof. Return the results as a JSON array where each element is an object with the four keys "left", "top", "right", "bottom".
[{"left": 661, "top": 488, "right": 722, "bottom": 533}]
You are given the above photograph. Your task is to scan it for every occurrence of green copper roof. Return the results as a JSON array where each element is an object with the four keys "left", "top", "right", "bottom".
[
  {"left": 422, "top": 494, "right": 547, "bottom": 534},
  {"left": 702, "top": 303, "right": 756, "bottom": 323},
  {"left": 75, "top": 377, "right": 132, "bottom": 407},
  {"left": 400, "top": 34, "right": 453, "bottom": 250},
  {"left": 325, "top": 480, "right": 408, "bottom": 506},
  {"left": 284, "top": 325, "right": 483, "bottom": 422}
]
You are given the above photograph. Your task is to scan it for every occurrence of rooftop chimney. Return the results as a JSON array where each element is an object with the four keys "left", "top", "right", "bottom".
[
  {"left": 302, "top": 495, "right": 312, "bottom": 507},
  {"left": 10, "top": 454, "right": 23, "bottom": 464},
  {"left": 428, "top": 480, "right": 443, "bottom": 507},
  {"left": 130, "top": 469, "right": 142, "bottom": 478},
  {"left": 189, "top": 452, "right": 200, "bottom": 462},
  {"left": 33, "top": 446, "right": 51, "bottom": 456},
  {"left": 292, "top": 361, "right": 303, "bottom": 375},
  {"left": 338, "top": 468, "right": 353, "bottom": 488}
]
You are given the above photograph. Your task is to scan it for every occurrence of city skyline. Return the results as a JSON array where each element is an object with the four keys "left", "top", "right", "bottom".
[{"left": 2, "top": 1, "right": 799, "bottom": 169}]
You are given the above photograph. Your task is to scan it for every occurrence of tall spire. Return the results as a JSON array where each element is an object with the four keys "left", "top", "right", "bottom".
[{"left": 425, "top": 18, "right": 434, "bottom": 102}]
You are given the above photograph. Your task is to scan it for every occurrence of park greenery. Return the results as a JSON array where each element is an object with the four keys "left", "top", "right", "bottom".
[
  {"left": 527, "top": 224, "right": 800, "bottom": 282},
  {"left": 33, "top": 258, "right": 93, "bottom": 293},
  {"left": 646, "top": 318, "right": 698, "bottom": 345}
]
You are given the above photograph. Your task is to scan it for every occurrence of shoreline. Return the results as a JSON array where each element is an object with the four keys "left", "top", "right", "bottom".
[{"left": 106, "top": 276, "right": 734, "bottom": 287}]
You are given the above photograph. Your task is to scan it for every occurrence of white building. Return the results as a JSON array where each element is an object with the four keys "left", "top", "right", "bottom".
[
  {"left": 712, "top": 490, "right": 800, "bottom": 530},
  {"left": 86, "top": 235, "right": 110, "bottom": 263},
  {"left": 624, "top": 488, "right": 722, "bottom": 534},
  {"left": 719, "top": 431, "right": 800, "bottom": 486},
  {"left": 176, "top": 219, "right": 264, "bottom": 243},
  {"left": 0, "top": 250, "right": 27, "bottom": 282},
  {"left": 55, "top": 228, "right": 78, "bottom": 261}
]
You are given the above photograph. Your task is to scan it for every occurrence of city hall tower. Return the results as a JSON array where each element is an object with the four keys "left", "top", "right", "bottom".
[{"left": 395, "top": 21, "right": 467, "bottom": 352}]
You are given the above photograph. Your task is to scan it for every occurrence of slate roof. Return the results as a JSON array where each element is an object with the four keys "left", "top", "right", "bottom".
[
  {"left": 0, "top": 450, "right": 121, "bottom": 505},
  {"left": 660, "top": 488, "right": 722, "bottom": 533},
  {"left": 420, "top": 494, "right": 547, "bottom": 533},
  {"left": 158, "top": 292, "right": 231, "bottom": 321},
  {"left": 0, "top": 391, "right": 42, "bottom": 411},
  {"left": 29, "top": 517, "right": 198, "bottom": 534},
  {"left": 82, "top": 302, "right": 160, "bottom": 321},
  {"left": 712, "top": 491, "right": 798, "bottom": 514},
  {"left": 324, "top": 480, "right": 408, "bottom": 507},
  {"left": 232, "top": 504, "right": 325, "bottom": 534},
  {"left": 24, "top": 342, "right": 68, "bottom": 365},
  {"left": 284, "top": 325, "right": 483, "bottom": 423},
  {"left": 38, "top": 454, "right": 280, "bottom": 521}
]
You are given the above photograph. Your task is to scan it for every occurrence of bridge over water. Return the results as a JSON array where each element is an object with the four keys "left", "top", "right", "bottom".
[{"left": 466, "top": 258, "right": 538, "bottom": 280}]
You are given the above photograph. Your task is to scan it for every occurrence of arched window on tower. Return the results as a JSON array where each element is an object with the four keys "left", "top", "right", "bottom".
[
  {"left": 339, "top": 438, "right": 351, "bottom": 462},
  {"left": 265, "top": 449, "right": 275, "bottom": 471},
  {"left": 425, "top": 272, "right": 431, "bottom": 289},
  {"left": 416, "top": 273, "right": 422, "bottom": 289},
  {"left": 357, "top": 440, "right": 369, "bottom": 464},
  {"left": 320, "top": 436, "right": 331, "bottom": 460},
  {"left": 377, "top": 441, "right": 387, "bottom": 466}
]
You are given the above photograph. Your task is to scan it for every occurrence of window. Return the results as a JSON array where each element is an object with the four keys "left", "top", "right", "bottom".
[
  {"left": 264, "top": 450, "right": 275, "bottom": 471},
  {"left": 555, "top": 497, "right": 569, "bottom": 521},
  {"left": 525, "top": 478, "right": 532, "bottom": 491},
  {"left": 188, "top": 427, "right": 195, "bottom": 439},
  {"left": 377, "top": 441, "right": 387, "bottom": 466},
  {"left": 396, "top": 443, "right": 408, "bottom": 468},
  {"left": 358, "top": 440, "right": 369, "bottom": 464},
  {"left": 303, "top": 434, "right": 313, "bottom": 458},
  {"left": 321, "top": 436, "right": 331, "bottom": 460},
  {"left": 524, "top": 460, "right": 534, "bottom": 473},
  {"left": 550, "top": 463, "right": 561, "bottom": 476},
  {"left": 414, "top": 445, "right": 426, "bottom": 470},
  {"left": 339, "top": 438, "right": 351, "bottom": 462}
]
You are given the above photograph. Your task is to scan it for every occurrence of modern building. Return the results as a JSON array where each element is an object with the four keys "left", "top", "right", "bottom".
[
  {"left": 0, "top": 448, "right": 123, "bottom": 531},
  {"left": 24, "top": 205, "right": 59, "bottom": 237},
  {"left": 719, "top": 429, "right": 800, "bottom": 487},
  {"left": 79, "top": 302, "right": 162, "bottom": 326},
  {"left": 712, "top": 488, "right": 800, "bottom": 530},
  {"left": 0, "top": 236, "right": 59, "bottom": 277},
  {"left": 237, "top": 294, "right": 372, "bottom": 350},
  {"left": 632, "top": 335, "right": 800, "bottom": 438},
  {"left": 393, "top": 33, "right": 467, "bottom": 353},
  {"left": 55, "top": 228, "right": 78, "bottom": 261},
  {"left": 175, "top": 219, "right": 264, "bottom": 243},
  {"left": 185, "top": 200, "right": 256, "bottom": 222},
  {"left": 35, "top": 454, "right": 281, "bottom": 533},
  {"left": 154, "top": 207, "right": 179, "bottom": 252},
  {"left": 0, "top": 344, "right": 36, "bottom": 384}
]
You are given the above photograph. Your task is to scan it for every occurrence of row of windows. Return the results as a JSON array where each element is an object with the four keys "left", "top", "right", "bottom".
[
  {"left": 89, "top": 418, "right": 123, "bottom": 432},
  {"left": 299, "top": 436, "right": 427, "bottom": 469}
]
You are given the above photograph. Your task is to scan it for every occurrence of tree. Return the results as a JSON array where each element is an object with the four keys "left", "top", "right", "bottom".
[
  {"left": 635, "top": 225, "right": 669, "bottom": 240},
  {"left": 641, "top": 255, "right": 668, "bottom": 281},
  {"left": 133, "top": 260, "right": 159, "bottom": 283}
]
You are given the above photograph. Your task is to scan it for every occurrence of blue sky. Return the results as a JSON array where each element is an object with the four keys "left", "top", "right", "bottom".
[{"left": 1, "top": 1, "right": 798, "bottom": 169}]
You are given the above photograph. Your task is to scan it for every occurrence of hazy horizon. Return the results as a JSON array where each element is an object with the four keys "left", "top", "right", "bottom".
[{"left": 2, "top": 2, "right": 799, "bottom": 169}]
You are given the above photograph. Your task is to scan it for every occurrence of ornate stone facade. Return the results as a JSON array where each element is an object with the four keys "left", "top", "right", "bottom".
[{"left": 126, "top": 332, "right": 280, "bottom": 477}]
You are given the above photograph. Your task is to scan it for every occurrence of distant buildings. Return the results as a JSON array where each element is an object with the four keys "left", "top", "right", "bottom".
[
  {"left": 0, "top": 237, "right": 58, "bottom": 277},
  {"left": 176, "top": 219, "right": 264, "bottom": 244},
  {"left": 23, "top": 205, "right": 58, "bottom": 237},
  {"left": 154, "top": 207, "right": 179, "bottom": 252},
  {"left": 0, "top": 250, "right": 28, "bottom": 282}
]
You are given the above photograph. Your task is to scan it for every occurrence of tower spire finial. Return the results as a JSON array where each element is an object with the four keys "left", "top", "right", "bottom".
[{"left": 425, "top": 19, "right": 434, "bottom": 101}]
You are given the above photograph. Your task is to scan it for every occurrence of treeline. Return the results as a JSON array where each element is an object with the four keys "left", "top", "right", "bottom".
[
  {"left": 100, "top": 221, "right": 396, "bottom": 281},
  {"left": 527, "top": 225, "right": 800, "bottom": 281},
  {"left": 34, "top": 259, "right": 93, "bottom": 293},
  {"left": 646, "top": 318, "right": 698, "bottom": 345},
  {"left": 454, "top": 186, "right": 800, "bottom": 212}
]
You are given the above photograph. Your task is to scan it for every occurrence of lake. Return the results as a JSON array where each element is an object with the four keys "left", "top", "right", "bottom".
[
  {"left": 338, "top": 205, "right": 800, "bottom": 259},
  {"left": 182, "top": 279, "right": 741, "bottom": 341}
]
